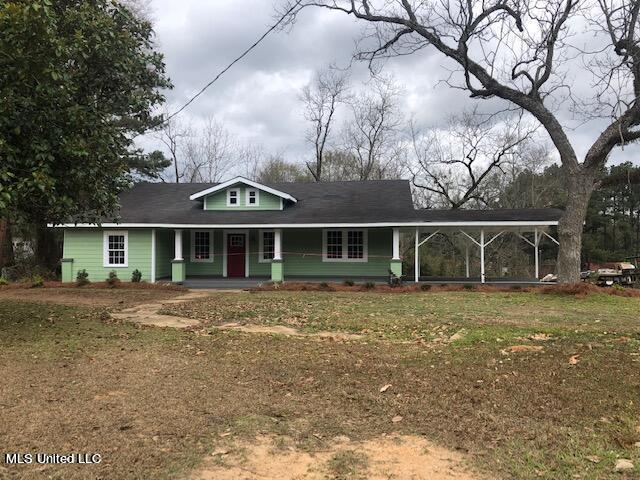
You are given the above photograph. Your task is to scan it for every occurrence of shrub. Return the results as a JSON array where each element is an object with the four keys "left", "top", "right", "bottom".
[
  {"left": 0, "top": 276, "right": 8, "bottom": 286},
  {"left": 106, "top": 270, "right": 120, "bottom": 288},
  {"left": 344, "top": 279, "right": 355, "bottom": 286},
  {"left": 463, "top": 283, "right": 475, "bottom": 291},
  {"left": 319, "top": 282, "right": 329, "bottom": 289},
  {"left": 76, "top": 269, "right": 90, "bottom": 286},
  {"left": 420, "top": 283, "right": 431, "bottom": 291},
  {"left": 131, "top": 269, "right": 142, "bottom": 283},
  {"left": 30, "top": 274, "right": 44, "bottom": 288},
  {"left": 363, "top": 281, "right": 376, "bottom": 290}
]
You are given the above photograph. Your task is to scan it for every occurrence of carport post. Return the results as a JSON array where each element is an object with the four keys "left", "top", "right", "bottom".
[
  {"left": 534, "top": 228, "right": 539, "bottom": 280},
  {"left": 480, "top": 229, "right": 486, "bottom": 284},
  {"left": 414, "top": 228, "right": 419, "bottom": 283},
  {"left": 465, "top": 243, "right": 470, "bottom": 278}
]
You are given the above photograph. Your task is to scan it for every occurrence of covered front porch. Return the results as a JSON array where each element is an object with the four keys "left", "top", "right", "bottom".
[{"left": 161, "top": 227, "right": 398, "bottom": 283}]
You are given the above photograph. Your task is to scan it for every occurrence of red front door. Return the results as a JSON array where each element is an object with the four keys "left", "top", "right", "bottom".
[{"left": 227, "top": 233, "right": 246, "bottom": 277}]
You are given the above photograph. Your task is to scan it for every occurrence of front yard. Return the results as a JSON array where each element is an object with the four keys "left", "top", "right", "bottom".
[{"left": 0, "top": 287, "right": 639, "bottom": 479}]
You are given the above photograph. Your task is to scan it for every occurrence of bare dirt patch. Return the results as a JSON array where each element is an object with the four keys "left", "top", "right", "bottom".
[
  {"left": 191, "top": 434, "right": 481, "bottom": 480},
  {"left": 110, "top": 290, "right": 212, "bottom": 328}
]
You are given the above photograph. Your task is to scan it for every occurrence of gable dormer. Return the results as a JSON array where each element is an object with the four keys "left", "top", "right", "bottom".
[{"left": 189, "top": 177, "right": 297, "bottom": 211}]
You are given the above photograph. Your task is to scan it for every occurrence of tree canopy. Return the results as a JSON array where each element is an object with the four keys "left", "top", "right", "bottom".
[{"left": 0, "top": 0, "right": 171, "bottom": 225}]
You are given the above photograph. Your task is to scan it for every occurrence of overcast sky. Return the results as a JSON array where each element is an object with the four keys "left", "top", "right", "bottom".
[{"left": 140, "top": 0, "right": 639, "bottom": 175}]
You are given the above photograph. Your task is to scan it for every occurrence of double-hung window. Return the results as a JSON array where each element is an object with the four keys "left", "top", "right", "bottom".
[
  {"left": 103, "top": 231, "right": 128, "bottom": 267},
  {"left": 191, "top": 230, "right": 214, "bottom": 262},
  {"left": 259, "top": 230, "right": 275, "bottom": 262},
  {"left": 227, "top": 189, "right": 239, "bottom": 206},
  {"left": 323, "top": 229, "right": 367, "bottom": 262},
  {"left": 246, "top": 189, "right": 259, "bottom": 206}
]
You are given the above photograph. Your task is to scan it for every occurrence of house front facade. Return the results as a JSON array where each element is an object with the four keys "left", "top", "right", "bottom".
[{"left": 55, "top": 177, "right": 562, "bottom": 284}]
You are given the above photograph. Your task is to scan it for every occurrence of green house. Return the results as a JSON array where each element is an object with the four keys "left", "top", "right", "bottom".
[{"left": 55, "top": 177, "right": 562, "bottom": 285}]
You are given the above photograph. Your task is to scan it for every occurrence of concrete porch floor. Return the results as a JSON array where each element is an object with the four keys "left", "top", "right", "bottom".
[{"left": 179, "top": 276, "right": 548, "bottom": 289}]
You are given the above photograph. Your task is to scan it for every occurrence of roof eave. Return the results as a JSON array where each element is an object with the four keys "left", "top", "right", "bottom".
[{"left": 188, "top": 176, "right": 298, "bottom": 203}]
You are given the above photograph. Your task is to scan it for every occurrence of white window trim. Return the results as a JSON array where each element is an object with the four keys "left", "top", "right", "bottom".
[
  {"left": 322, "top": 229, "right": 368, "bottom": 263},
  {"left": 190, "top": 230, "right": 214, "bottom": 263},
  {"left": 258, "top": 229, "right": 275, "bottom": 263},
  {"left": 246, "top": 188, "right": 260, "bottom": 207},
  {"left": 103, "top": 230, "right": 129, "bottom": 268},
  {"left": 226, "top": 188, "right": 240, "bottom": 207}
]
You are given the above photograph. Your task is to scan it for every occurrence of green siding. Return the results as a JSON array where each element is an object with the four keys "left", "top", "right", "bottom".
[
  {"left": 62, "top": 227, "right": 394, "bottom": 282},
  {"left": 248, "top": 230, "right": 270, "bottom": 277},
  {"left": 63, "top": 228, "right": 152, "bottom": 282},
  {"left": 204, "top": 186, "right": 282, "bottom": 210},
  {"left": 155, "top": 229, "right": 173, "bottom": 279},
  {"left": 183, "top": 230, "right": 223, "bottom": 276},
  {"left": 282, "top": 228, "right": 392, "bottom": 278}
]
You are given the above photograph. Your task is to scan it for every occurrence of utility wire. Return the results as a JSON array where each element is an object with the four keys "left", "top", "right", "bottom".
[{"left": 159, "top": 0, "right": 303, "bottom": 127}]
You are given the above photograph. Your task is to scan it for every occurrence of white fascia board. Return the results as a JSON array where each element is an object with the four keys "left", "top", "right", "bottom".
[
  {"left": 188, "top": 176, "right": 297, "bottom": 203},
  {"left": 49, "top": 220, "right": 559, "bottom": 228}
]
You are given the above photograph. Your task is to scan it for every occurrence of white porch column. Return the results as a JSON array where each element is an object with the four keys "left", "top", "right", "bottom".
[
  {"left": 274, "top": 229, "right": 282, "bottom": 260},
  {"left": 480, "top": 229, "right": 486, "bottom": 284},
  {"left": 151, "top": 229, "right": 156, "bottom": 283},
  {"left": 534, "top": 227, "right": 539, "bottom": 280},
  {"left": 174, "top": 229, "right": 183, "bottom": 261},
  {"left": 414, "top": 228, "right": 419, "bottom": 283},
  {"left": 392, "top": 228, "right": 401, "bottom": 260},
  {"left": 465, "top": 243, "right": 470, "bottom": 278}
]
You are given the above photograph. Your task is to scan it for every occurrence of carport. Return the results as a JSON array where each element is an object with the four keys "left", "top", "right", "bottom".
[{"left": 412, "top": 209, "right": 562, "bottom": 283}]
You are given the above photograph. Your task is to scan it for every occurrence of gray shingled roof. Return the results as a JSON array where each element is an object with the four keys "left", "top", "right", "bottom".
[
  {"left": 112, "top": 180, "right": 418, "bottom": 224},
  {"left": 416, "top": 208, "right": 563, "bottom": 222},
  {"left": 105, "top": 180, "right": 562, "bottom": 225}
]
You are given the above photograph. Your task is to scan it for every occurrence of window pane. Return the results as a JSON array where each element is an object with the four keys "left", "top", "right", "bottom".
[
  {"left": 327, "top": 230, "right": 343, "bottom": 259},
  {"left": 262, "top": 231, "right": 274, "bottom": 260},
  {"left": 107, "top": 235, "right": 126, "bottom": 265},
  {"left": 248, "top": 191, "right": 257, "bottom": 204},
  {"left": 229, "top": 191, "right": 238, "bottom": 204},
  {"left": 194, "top": 231, "right": 210, "bottom": 260},
  {"left": 347, "top": 230, "right": 364, "bottom": 259}
]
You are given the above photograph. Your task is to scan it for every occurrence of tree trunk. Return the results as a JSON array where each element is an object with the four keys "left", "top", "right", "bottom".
[
  {"left": 0, "top": 218, "right": 14, "bottom": 270},
  {"left": 34, "top": 223, "right": 58, "bottom": 270},
  {"left": 556, "top": 169, "right": 595, "bottom": 283}
]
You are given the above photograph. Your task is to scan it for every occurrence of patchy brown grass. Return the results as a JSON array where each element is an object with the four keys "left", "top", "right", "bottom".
[
  {"left": 0, "top": 287, "right": 184, "bottom": 309},
  {"left": 255, "top": 281, "right": 640, "bottom": 298},
  {"left": 161, "top": 290, "right": 640, "bottom": 341},
  {"left": 1, "top": 292, "right": 640, "bottom": 479},
  {"left": 0, "top": 280, "right": 187, "bottom": 291}
]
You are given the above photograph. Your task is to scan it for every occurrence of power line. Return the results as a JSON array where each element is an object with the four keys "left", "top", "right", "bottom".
[{"left": 160, "top": 0, "right": 303, "bottom": 127}]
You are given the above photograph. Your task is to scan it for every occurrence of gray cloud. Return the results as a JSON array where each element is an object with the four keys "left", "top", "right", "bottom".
[{"left": 139, "top": 0, "right": 639, "bottom": 175}]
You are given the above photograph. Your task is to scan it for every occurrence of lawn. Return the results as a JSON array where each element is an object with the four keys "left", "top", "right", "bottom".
[{"left": 1, "top": 288, "right": 639, "bottom": 479}]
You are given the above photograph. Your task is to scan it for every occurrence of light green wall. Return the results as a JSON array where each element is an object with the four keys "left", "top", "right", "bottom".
[
  {"left": 182, "top": 230, "right": 224, "bottom": 276},
  {"left": 204, "top": 186, "right": 282, "bottom": 210},
  {"left": 62, "top": 227, "right": 394, "bottom": 281},
  {"left": 63, "top": 228, "right": 152, "bottom": 282},
  {"left": 282, "top": 228, "right": 392, "bottom": 278}
]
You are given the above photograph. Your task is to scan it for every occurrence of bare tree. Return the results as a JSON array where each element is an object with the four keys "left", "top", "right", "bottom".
[
  {"left": 284, "top": 0, "right": 640, "bottom": 282},
  {"left": 183, "top": 117, "right": 234, "bottom": 183},
  {"left": 342, "top": 76, "right": 405, "bottom": 180},
  {"left": 302, "top": 67, "right": 349, "bottom": 181},
  {"left": 155, "top": 114, "right": 189, "bottom": 183},
  {"left": 236, "top": 143, "right": 266, "bottom": 180},
  {"left": 410, "top": 109, "right": 536, "bottom": 209},
  {"left": 257, "top": 157, "right": 310, "bottom": 183}
]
